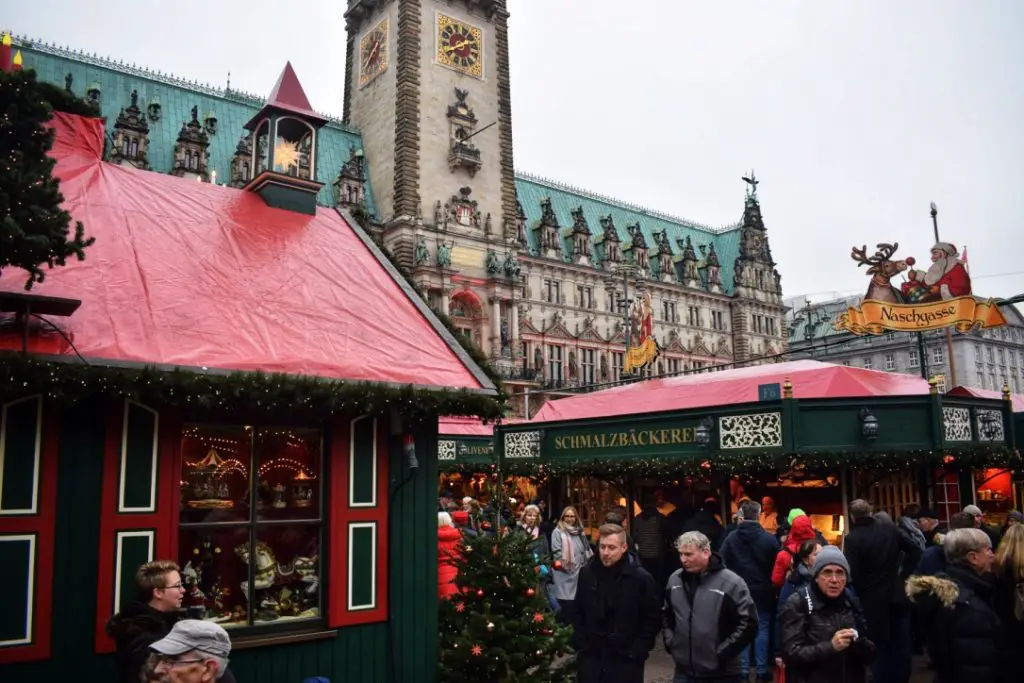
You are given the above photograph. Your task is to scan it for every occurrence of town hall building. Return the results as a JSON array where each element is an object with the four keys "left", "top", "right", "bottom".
[{"left": 12, "top": 0, "right": 788, "bottom": 417}]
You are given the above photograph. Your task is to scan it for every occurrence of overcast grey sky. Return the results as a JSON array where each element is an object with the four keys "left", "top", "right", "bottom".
[{"left": 9, "top": 0, "right": 1024, "bottom": 302}]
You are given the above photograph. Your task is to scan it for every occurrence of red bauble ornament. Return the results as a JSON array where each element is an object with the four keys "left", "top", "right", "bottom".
[
  {"left": 476, "top": 589, "right": 485, "bottom": 598},
  {"left": 905, "top": 256, "right": 916, "bottom": 266},
  {"left": 553, "top": 560, "right": 563, "bottom": 571},
  {"left": 526, "top": 587, "right": 536, "bottom": 597}
]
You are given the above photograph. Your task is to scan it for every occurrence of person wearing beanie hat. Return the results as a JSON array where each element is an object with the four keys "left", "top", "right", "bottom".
[
  {"left": 811, "top": 546, "right": 851, "bottom": 581},
  {"left": 787, "top": 508, "right": 807, "bottom": 526},
  {"left": 779, "top": 545, "right": 874, "bottom": 683}
]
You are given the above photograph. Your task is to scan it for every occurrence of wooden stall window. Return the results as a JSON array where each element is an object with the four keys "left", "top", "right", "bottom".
[
  {"left": 0, "top": 396, "right": 58, "bottom": 664},
  {"left": 176, "top": 424, "right": 324, "bottom": 631}
]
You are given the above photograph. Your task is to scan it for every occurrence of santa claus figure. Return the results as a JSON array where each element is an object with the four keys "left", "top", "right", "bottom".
[{"left": 906, "top": 242, "right": 971, "bottom": 301}]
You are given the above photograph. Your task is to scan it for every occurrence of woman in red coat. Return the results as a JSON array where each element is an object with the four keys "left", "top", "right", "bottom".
[
  {"left": 438, "top": 511, "right": 464, "bottom": 599},
  {"left": 773, "top": 515, "right": 817, "bottom": 589}
]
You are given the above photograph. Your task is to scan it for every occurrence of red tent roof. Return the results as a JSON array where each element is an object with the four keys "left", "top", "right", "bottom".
[
  {"left": 0, "top": 113, "right": 489, "bottom": 391},
  {"left": 245, "top": 62, "right": 328, "bottom": 127},
  {"left": 531, "top": 360, "right": 930, "bottom": 423},
  {"left": 438, "top": 416, "right": 524, "bottom": 436},
  {"left": 947, "top": 386, "right": 1024, "bottom": 412}
]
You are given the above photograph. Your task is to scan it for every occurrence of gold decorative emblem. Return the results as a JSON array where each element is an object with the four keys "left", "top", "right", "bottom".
[
  {"left": 273, "top": 139, "right": 300, "bottom": 173},
  {"left": 359, "top": 17, "right": 389, "bottom": 88},
  {"left": 436, "top": 13, "right": 483, "bottom": 78}
]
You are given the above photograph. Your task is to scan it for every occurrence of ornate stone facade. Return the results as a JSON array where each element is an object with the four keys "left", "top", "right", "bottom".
[{"left": 341, "top": 0, "right": 787, "bottom": 417}]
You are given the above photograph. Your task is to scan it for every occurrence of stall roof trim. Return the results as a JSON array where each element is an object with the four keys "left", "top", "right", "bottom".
[
  {"left": 0, "top": 113, "right": 492, "bottom": 392},
  {"left": 946, "top": 385, "right": 1024, "bottom": 412},
  {"left": 529, "top": 360, "right": 931, "bottom": 423}
]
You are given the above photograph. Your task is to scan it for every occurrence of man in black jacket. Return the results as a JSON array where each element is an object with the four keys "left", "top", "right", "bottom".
[
  {"left": 663, "top": 531, "right": 757, "bottom": 682},
  {"left": 906, "top": 528, "right": 1003, "bottom": 683},
  {"left": 573, "top": 523, "right": 661, "bottom": 683},
  {"left": 106, "top": 560, "right": 186, "bottom": 683},
  {"left": 719, "top": 499, "right": 780, "bottom": 681},
  {"left": 844, "top": 499, "right": 922, "bottom": 683}
]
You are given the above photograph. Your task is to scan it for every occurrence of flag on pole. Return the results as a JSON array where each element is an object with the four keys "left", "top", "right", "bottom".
[{"left": 961, "top": 245, "right": 969, "bottom": 274}]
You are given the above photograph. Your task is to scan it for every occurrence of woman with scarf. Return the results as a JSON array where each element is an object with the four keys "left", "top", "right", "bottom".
[
  {"left": 514, "top": 504, "right": 555, "bottom": 607},
  {"left": 551, "top": 505, "right": 593, "bottom": 623}
]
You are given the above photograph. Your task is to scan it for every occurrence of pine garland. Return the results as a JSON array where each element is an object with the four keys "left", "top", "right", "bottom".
[
  {"left": 0, "top": 68, "right": 96, "bottom": 290},
  {"left": 0, "top": 352, "right": 504, "bottom": 424}
]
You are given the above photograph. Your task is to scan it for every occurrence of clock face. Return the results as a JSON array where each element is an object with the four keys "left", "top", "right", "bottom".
[
  {"left": 436, "top": 14, "right": 483, "bottom": 78},
  {"left": 359, "top": 18, "right": 389, "bottom": 88}
]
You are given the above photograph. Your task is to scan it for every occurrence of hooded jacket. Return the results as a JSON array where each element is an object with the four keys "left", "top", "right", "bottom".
[
  {"left": 720, "top": 520, "right": 780, "bottom": 609},
  {"left": 906, "top": 566, "right": 1004, "bottom": 683},
  {"left": 438, "top": 525, "right": 464, "bottom": 599},
  {"left": 662, "top": 553, "right": 758, "bottom": 678},
  {"left": 772, "top": 516, "right": 817, "bottom": 589},
  {"left": 106, "top": 601, "right": 181, "bottom": 683}
]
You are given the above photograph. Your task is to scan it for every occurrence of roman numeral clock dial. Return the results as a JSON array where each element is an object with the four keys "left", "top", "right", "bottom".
[{"left": 436, "top": 14, "right": 483, "bottom": 78}]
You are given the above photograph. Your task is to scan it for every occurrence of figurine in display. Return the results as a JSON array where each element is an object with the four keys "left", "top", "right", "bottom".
[
  {"left": 185, "top": 449, "right": 235, "bottom": 510},
  {"left": 290, "top": 471, "right": 315, "bottom": 508},
  {"left": 272, "top": 484, "right": 287, "bottom": 509},
  {"left": 235, "top": 541, "right": 278, "bottom": 602}
]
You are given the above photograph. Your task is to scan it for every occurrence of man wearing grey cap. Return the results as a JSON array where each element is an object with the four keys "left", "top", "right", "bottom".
[
  {"left": 962, "top": 504, "right": 1002, "bottom": 550},
  {"left": 779, "top": 546, "right": 874, "bottom": 683},
  {"left": 149, "top": 619, "right": 236, "bottom": 683}
]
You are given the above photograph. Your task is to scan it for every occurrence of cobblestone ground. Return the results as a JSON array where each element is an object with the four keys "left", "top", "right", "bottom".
[{"left": 643, "top": 649, "right": 935, "bottom": 683}]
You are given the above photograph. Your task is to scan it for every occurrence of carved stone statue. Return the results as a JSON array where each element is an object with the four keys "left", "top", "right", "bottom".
[
  {"left": 436, "top": 240, "right": 452, "bottom": 268},
  {"left": 568, "top": 351, "right": 578, "bottom": 379},
  {"left": 485, "top": 249, "right": 501, "bottom": 275},
  {"left": 130, "top": 89, "right": 139, "bottom": 108},
  {"left": 534, "top": 347, "right": 543, "bottom": 371},
  {"left": 502, "top": 252, "right": 520, "bottom": 278},
  {"left": 600, "top": 354, "right": 609, "bottom": 380},
  {"left": 65, "top": 72, "right": 73, "bottom": 93},
  {"left": 414, "top": 236, "right": 429, "bottom": 266},
  {"left": 191, "top": 105, "right": 199, "bottom": 122},
  {"left": 434, "top": 201, "right": 444, "bottom": 230}
]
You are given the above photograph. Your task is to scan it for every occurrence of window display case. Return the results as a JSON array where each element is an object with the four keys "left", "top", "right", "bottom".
[{"left": 179, "top": 424, "right": 322, "bottom": 629}]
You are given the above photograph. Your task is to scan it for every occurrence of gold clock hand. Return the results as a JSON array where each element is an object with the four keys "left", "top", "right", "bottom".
[{"left": 443, "top": 39, "right": 471, "bottom": 54}]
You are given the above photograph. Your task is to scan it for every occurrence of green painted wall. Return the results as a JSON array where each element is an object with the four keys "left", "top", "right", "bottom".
[{"left": 5, "top": 405, "right": 440, "bottom": 682}]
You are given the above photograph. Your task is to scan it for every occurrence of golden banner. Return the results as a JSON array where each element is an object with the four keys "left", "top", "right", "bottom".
[
  {"left": 834, "top": 296, "right": 1007, "bottom": 335},
  {"left": 624, "top": 336, "right": 659, "bottom": 373}
]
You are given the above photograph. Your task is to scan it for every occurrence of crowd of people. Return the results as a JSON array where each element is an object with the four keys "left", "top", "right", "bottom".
[{"left": 440, "top": 491, "right": 1024, "bottom": 683}]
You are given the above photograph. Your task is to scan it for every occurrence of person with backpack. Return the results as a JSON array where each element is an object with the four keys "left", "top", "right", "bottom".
[
  {"left": 772, "top": 515, "right": 818, "bottom": 590},
  {"left": 779, "top": 546, "right": 875, "bottom": 683}
]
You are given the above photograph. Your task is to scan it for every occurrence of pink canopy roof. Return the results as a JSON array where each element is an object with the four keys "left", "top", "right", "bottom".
[
  {"left": 947, "top": 386, "right": 1024, "bottom": 412},
  {"left": 0, "top": 113, "right": 487, "bottom": 391},
  {"left": 531, "top": 360, "right": 931, "bottom": 423}
]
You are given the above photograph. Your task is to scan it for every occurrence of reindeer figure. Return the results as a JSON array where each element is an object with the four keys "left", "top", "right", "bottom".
[{"left": 851, "top": 243, "right": 915, "bottom": 303}]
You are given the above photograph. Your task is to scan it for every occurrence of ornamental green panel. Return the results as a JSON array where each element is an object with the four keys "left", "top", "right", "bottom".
[
  {"left": 115, "top": 532, "right": 154, "bottom": 614},
  {"left": 1, "top": 396, "right": 42, "bottom": 513},
  {"left": 350, "top": 417, "right": 376, "bottom": 506},
  {"left": 0, "top": 534, "right": 35, "bottom": 645},
  {"left": 120, "top": 403, "right": 158, "bottom": 512},
  {"left": 348, "top": 523, "right": 376, "bottom": 610}
]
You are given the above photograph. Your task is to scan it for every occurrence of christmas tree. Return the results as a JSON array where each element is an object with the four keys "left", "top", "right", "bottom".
[
  {"left": 438, "top": 504, "right": 575, "bottom": 682},
  {"left": 1, "top": 67, "right": 95, "bottom": 290}
]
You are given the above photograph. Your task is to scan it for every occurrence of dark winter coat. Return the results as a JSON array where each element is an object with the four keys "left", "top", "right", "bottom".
[
  {"left": 906, "top": 565, "right": 1004, "bottom": 683},
  {"left": 843, "top": 516, "right": 922, "bottom": 642},
  {"left": 573, "top": 555, "right": 661, "bottom": 683},
  {"left": 683, "top": 511, "right": 725, "bottom": 552},
  {"left": 661, "top": 553, "right": 757, "bottom": 678},
  {"left": 106, "top": 601, "right": 181, "bottom": 683},
  {"left": 779, "top": 583, "right": 875, "bottom": 683},
  {"left": 775, "top": 561, "right": 813, "bottom": 652},
  {"left": 993, "top": 568, "right": 1024, "bottom": 683},
  {"left": 916, "top": 544, "right": 947, "bottom": 576},
  {"left": 719, "top": 521, "right": 780, "bottom": 610}
]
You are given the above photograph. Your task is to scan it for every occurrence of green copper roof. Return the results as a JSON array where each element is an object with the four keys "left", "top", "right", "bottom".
[
  {"left": 19, "top": 39, "right": 376, "bottom": 215},
  {"left": 513, "top": 173, "right": 743, "bottom": 295}
]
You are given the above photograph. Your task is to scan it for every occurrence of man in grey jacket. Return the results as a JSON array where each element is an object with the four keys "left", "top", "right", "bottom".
[{"left": 662, "top": 531, "right": 758, "bottom": 683}]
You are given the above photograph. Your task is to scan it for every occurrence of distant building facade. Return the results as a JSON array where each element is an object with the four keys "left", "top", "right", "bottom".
[{"left": 787, "top": 295, "right": 1024, "bottom": 394}]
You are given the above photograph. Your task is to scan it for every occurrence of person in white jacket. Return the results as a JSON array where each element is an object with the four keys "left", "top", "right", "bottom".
[{"left": 550, "top": 505, "right": 593, "bottom": 623}]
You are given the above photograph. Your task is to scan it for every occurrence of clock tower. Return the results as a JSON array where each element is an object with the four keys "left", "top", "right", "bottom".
[
  {"left": 343, "top": 0, "right": 515, "bottom": 261},
  {"left": 343, "top": 0, "right": 519, "bottom": 363}
]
